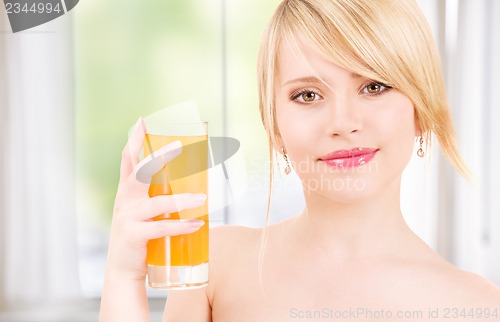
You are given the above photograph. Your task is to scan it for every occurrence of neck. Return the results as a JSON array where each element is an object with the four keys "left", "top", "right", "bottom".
[{"left": 289, "top": 177, "right": 414, "bottom": 260}]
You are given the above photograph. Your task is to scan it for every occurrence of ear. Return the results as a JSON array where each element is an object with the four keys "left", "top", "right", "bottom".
[{"left": 414, "top": 113, "right": 423, "bottom": 137}]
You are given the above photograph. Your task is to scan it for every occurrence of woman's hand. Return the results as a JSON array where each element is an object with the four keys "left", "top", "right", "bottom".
[
  {"left": 105, "top": 117, "right": 207, "bottom": 281},
  {"left": 100, "top": 117, "right": 207, "bottom": 322}
]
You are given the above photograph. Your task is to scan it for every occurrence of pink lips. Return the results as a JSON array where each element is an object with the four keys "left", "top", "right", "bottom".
[{"left": 318, "top": 148, "right": 379, "bottom": 168}]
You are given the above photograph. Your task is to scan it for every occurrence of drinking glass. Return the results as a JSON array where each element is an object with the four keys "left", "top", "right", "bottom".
[{"left": 143, "top": 121, "right": 209, "bottom": 289}]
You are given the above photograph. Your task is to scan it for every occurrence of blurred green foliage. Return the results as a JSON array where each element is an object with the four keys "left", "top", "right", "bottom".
[{"left": 74, "top": 0, "right": 279, "bottom": 223}]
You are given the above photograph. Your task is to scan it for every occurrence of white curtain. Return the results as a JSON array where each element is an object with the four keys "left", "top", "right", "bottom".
[
  {"left": 412, "top": 0, "right": 500, "bottom": 285},
  {"left": 0, "top": 12, "right": 80, "bottom": 304},
  {"left": 484, "top": 0, "right": 500, "bottom": 286},
  {"left": 450, "top": 0, "right": 500, "bottom": 284}
]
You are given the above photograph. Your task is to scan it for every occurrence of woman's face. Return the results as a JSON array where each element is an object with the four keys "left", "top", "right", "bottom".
[{"left": 275, "top": 38, "right": 419, "bottom": 203}]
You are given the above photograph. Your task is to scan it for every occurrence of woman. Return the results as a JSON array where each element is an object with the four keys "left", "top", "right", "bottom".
[{"left": 100, "top": 0, "right": 500, "bottom": 321}]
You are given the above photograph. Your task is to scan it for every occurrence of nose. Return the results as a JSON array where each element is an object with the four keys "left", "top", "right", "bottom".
[{"left": 324, "top": 96, "right": 363, "bottom": 136}]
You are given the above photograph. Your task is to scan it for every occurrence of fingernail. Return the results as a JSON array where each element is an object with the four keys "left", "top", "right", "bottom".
[
  {"left": 133, "top": 117, "right": 141, "bottom": 129},
  {"left": 185, "top": 219, "right": 205, "bottom": 228},
  {"left": 138, "top": 117, "right": 146, "bottom": 133},
  {"left": 192, "top": 193, "right": 207, "bottom": 203},
  {"left": 127, "top": 117, "right": 144, "bottom": 139}
]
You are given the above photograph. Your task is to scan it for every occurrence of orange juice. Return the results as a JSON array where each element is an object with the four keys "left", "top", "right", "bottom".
[{"left": 144, "top": 133, "right": 209, "bottom": 267}]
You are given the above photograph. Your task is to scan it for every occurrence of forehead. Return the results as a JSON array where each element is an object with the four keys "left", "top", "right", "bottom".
[{"left": 277, "top": 35, "right": 358, "bottom": 85}]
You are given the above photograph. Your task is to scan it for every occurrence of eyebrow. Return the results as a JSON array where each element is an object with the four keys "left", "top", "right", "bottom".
[{"left": 282, "top": 73, "right": 363, "bottom": 86}]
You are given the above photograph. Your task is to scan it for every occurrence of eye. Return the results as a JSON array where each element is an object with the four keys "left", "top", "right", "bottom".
[
  {"left": 361, "top": 82, "right": 391, "bottom": 95},
  {"left": 291, "top": 89, "right": 323, "bottom": 103}
]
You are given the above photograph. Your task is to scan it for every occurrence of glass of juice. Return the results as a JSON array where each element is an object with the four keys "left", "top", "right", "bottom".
[{"left": 143, "top": 121, "right": 209, "bottom": 289}]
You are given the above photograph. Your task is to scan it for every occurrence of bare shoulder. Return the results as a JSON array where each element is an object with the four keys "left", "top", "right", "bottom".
[
  {"left": 163, "top": 225, "right": 264, "bottom": 322},
  {"left": 444, "top": 266, "right": 500, "bottom": 304},
  {"left": 415, "top": 258, "right": 500, "bottom": 307},
  {"left": 206, "top": 225, "right": 262, "bottom": 296},
  {"left": 208, "top": 221, "right": 289, "bottom": 262}
]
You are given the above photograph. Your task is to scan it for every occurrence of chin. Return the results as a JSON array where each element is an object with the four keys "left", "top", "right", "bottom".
[
  {"left": 300, "top": 174, "right": 389, "bottom": 204},
  {"left": 317, "top": 186, "right": 380, "bottom": 204}
]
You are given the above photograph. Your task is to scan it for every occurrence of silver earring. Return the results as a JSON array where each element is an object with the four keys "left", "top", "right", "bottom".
[
  {"left": 417, "top": 137, "right": 425, "bottom": 158},
  {"left": 281, "top": 147, "right": 291, "bottom": 175}
]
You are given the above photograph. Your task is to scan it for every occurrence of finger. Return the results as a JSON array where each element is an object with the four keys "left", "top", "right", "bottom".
[
  {"left": 128, "top": 117, "right": 147, "bottom": 167},
  {"left": 134, "top": 140, "right": 183, "bottom": 184},
  {"left": 142, "top": 219, "right": 206, "bottom": 240},
  {"left": 134, "top": 193, "right": 207, "bottom": 220},
  {"left": 120, "top": 118, "right": 145, "bottom": 182}
]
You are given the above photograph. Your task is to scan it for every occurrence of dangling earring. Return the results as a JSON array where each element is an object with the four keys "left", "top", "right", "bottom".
[
  {"left": 281, "top": 147, "right": 291, "bottom": 175},
  {"left": 417, "top": 136, "right": 425, "bottom": 158}
]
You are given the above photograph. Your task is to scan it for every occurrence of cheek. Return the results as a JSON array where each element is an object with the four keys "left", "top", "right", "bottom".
[
  {"left": 276, "top": 100, "right": 311, "bottom": 149},
  {"left": 385, "top": 109, "right": 415, "bottom": 136},
  {"left": 376, "top": 99, "right": 416, "bottom": 160}
]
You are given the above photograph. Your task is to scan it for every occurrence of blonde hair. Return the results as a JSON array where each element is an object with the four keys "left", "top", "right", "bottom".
[{"left": 258, "top": 0, "right": 469, "bottom": 175}]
